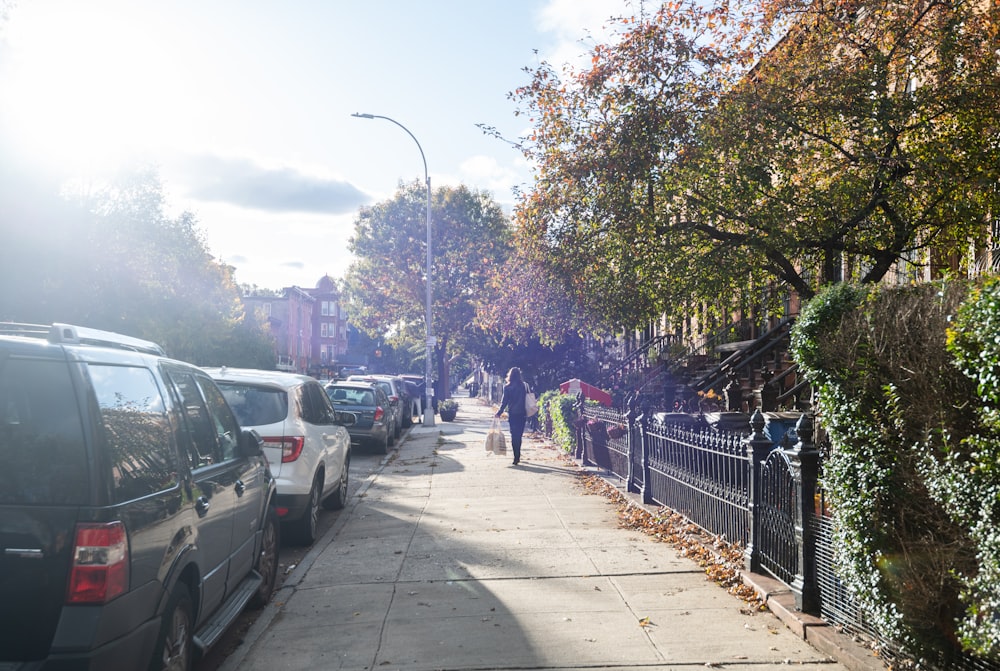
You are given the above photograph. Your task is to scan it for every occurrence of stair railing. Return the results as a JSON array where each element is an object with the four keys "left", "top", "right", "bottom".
[{"left": 689, "top": 317, "right": 795, "bottom": 393}]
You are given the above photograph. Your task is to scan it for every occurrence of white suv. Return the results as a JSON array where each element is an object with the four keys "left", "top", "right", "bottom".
[{"left": 206, "top": 368, "right": 353, "bottom": 545}]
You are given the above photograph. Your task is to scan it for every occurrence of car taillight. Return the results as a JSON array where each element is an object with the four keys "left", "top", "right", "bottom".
[
  {"left": 67, "top": 522, "right": 129, "bottom": 604},
  {"left": 262, "top": 436, "right": 305, "bottom": 463},
  {"left": 374, "top": 407, "right": 384, "bottom": 421}
]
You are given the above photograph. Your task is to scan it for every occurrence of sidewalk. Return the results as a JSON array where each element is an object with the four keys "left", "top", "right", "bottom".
[{"left": 220, "top": 393, "right": 865, "bottom": 671}]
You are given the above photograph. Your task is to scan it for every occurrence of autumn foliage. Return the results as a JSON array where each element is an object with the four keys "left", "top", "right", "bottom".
[{"left": 495, "top": 0, "right": 1000, "bottom": 339}]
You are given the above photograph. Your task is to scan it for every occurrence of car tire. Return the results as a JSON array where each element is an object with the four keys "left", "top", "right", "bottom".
[
  {"left": 151, "top": 585, "right": 193, "bottom": 671},
  {"left": 322, "top": 452, "right": 350, "bottom": 510},
  {"left": 287, "top": 475, "right": 321, "bottom": 546},
  {"left": 250, "top": 505, "right": 280, "bottom": 608},
  {"left": 374, "top": 431, "right": 389, "bottom": 455}
]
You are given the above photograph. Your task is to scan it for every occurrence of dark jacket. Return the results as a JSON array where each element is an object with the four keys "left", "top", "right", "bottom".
[{"left": 498, "top": 382, "right": 529, "bottom": 417}]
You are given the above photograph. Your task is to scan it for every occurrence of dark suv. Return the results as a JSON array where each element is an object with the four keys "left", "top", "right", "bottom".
[{"left": 0, "top": 323, "right": 280, "bottom": 670}]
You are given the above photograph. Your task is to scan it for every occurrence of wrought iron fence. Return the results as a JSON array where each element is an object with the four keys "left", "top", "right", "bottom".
[
  {"left": 573, "top": 401, "right": 999, "bottom": 671},
  {"left": 643, "top": 417, "right": 750, "bottom": 546}
]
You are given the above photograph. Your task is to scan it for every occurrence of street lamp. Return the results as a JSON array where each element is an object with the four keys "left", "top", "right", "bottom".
[{"left": 352, "top": 112, "right": 435, "bottom": 426}]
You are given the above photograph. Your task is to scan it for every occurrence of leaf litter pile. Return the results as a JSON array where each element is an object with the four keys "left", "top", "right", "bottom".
[{"left": 579, "top": 473, "right": 767, "bottom": 614}]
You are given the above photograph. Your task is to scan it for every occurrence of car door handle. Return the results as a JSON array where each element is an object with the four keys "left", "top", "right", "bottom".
[
  {"left": 196, "top": 496, "right": 211, "bottom": 516},
  {"left": 235, "top": 480, "right": 246, "bottom": 496}
]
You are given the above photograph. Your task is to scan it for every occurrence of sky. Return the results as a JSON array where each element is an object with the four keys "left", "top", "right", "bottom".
[{"left": 0, "top": 0, "right": 637, "bottom": 291}]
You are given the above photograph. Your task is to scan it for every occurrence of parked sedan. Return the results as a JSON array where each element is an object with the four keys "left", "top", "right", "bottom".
[
  {"left": 326, "top": 381, "right": 394, "bottom": 454},
  {"left": 206, "top": 368, "right": 354, "bottom": 546},
  {"left": 346, "top": 375, "right": 405, "bottom": 437},
  {"left": 372, "top": 374, "right": 414, "bottom": 428}
]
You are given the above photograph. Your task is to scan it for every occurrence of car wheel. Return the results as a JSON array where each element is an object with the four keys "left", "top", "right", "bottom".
[
  {"left": 374, "top": 431, "right": 389, "bottom": 455},
  {"left": 288, "top": 475, "right": 321, "bottom": 546},
  {"left": 323, "top": 451, "right": 350, "bottom": 510},
  {"left": 152, "top": 585, "right": 193, "bottom": 671},
  {"left": 250, "top": 505, "right": 280, "bottom": 608}
]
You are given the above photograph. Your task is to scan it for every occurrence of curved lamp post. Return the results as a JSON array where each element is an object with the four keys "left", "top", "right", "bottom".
[{"left": 352, "top": 112, "right": 435, "bottom": 426}]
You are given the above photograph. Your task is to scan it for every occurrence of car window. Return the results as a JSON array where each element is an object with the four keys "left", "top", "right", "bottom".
[
  {"left": 197, "top": 376, "right": 239, "bottom": 461},
  {"left": 328, "top": 387, "right": 375, "bottom": 406},
  {"left": 301, "top": 382, "right": 334, "bottom": 424},
  {"left": 0, "top": 357, "right": 89, "bottom": 505},
  {"left": 88, "top": 363, "right": 177, "bottom": 502},
  {"left": 166, "top": 369, "right": 228, "bottom": 469},
  {"left": 216, "top": 383, "right": 288, "bottom": 427}
]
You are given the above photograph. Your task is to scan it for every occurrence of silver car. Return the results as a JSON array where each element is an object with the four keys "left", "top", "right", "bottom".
[
  {"left": 206, "top": 368, "right": 353, "bottom": 546},
  {"left": 346, "top": 375, "right": 405, "bottom": 438},
  {"left": 326, "top": 381, "right": 394, "bottom": 454}
]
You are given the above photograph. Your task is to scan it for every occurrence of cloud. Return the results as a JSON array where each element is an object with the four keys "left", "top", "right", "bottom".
[
  {"left": 537, "top": 0, "right": 634, "bottom": 71},
  {"left": 457, "top": 154, "right": 527, "bottom": 203},
  {"left": 174, "top": 153, "right": 372, "bottom": 215}
]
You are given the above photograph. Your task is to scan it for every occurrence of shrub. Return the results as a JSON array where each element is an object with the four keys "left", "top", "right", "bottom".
[
  {"left": 940, "top": 278, "right": 1000, "bottom": 658},
  {"left": 538, "top": 390, "right": 580, "bottom": 452},
  {"left": 793, "top": 281, "right": 988, "bottom": 663}
]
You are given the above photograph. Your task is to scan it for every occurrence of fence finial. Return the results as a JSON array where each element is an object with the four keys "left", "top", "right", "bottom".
[{"left": 749, "top": 408, "right": 766, "bottom": 437}]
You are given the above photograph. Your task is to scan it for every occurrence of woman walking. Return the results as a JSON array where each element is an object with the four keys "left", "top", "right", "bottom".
[{"left": 496, "top": 366, "right": 529, "bottom": 465}]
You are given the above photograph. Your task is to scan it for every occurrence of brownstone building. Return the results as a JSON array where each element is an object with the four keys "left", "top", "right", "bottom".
[{"left": 241, "top": 275, "right": 349, "bottom": 376}]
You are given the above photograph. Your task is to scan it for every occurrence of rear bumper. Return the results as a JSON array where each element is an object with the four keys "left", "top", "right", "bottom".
[
  {"left": 12, "top": 616, "right": 159, "bottom": 671},
  {"left": 274, "top": 491, "right": 312, "bottom": 521},
  {"left": 347, "top": 427, "right": 386, "bottom": 444}
]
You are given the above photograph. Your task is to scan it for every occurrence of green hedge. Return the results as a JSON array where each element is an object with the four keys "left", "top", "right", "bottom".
[
  {"left": 538, "top": 390, "right": 581, "bottom": 452},
  {"left": 792, "top": 281, "right": 999, "bottom": 663}
]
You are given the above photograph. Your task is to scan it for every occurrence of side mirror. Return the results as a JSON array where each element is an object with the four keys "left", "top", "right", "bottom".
[
  {"left": 335, "top": 411, "right": 357, "bottom": 427},
  {"left": 238, "top": 428, "right": 265, "bottom": 457}
]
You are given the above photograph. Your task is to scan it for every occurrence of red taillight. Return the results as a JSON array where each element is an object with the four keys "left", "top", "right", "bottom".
[
  {"left": 374, "top": 407, "right": 385, "bottom": 421},
  {"left": 261, "top": 436, "right": 305, "bottom": 463},
  {"left": 67, "top": 522, "right": 129, "bottom": 604}
]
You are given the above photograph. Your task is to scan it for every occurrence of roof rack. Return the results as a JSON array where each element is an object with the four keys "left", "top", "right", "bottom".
[{"left": 0, "top": 322, "right": 166, "bottom": 356}]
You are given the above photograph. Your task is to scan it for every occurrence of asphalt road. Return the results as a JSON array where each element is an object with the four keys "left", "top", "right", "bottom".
[{"left": 195, "top": 432, "right": 405, "bottom": 671}]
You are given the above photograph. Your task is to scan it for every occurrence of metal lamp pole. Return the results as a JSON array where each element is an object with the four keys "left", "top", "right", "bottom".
[{"left": 352, "top": 113, "right": 435, "bottom": 426}]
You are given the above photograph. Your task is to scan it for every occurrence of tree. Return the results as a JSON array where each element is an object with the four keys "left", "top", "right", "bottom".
[
  {"left": 476, "top": 235, "right": 592, "bottom": 345},
  {"left": 678, "top": 0, "right": 1000, "bottom": 300},
  {"left": 0, "top": 166, "right": 275, "bottom": 366},
  {"left": 343, "top": 181, "right": 512, "bottom": 395},
  {"left": 505, "top": 0, "right": 1000, "bottom": 332}
]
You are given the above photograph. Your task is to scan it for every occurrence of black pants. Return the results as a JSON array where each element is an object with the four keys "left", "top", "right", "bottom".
[{"left": 508, "top": 414, "right": 527, "bottom": 461}]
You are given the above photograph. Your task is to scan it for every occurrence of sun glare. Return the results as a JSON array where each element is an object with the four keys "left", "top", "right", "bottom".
[{"left": 2, "top": 3, "right": 192, "bottom": 177}]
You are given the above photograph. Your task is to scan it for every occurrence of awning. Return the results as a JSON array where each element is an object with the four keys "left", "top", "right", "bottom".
[{"left": 559, "top": 378, "right": 613, "bottom": 406}]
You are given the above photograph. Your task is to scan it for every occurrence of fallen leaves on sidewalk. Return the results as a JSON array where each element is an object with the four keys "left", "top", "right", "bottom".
[{"left": 579, "top": 474, "right": 766, "bottom": 612}]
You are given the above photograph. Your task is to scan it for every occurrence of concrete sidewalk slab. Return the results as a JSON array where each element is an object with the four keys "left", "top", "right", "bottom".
[{"left": 220, "top": 392, "right": 875, "bottom": 671}]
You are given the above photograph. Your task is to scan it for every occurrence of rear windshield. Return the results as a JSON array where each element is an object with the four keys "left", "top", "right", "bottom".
[
  {"left": 217, "top": 383, "right": 288, "bottom": 427},
  {"left": 0, "top": 357, "right": 89, "bottom": 505},
  {"left": 327, "top": 387, "right": 374, "bottom": 406}
]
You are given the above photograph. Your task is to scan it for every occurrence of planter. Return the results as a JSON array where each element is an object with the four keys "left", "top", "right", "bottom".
[
  {"left": 439, "top": 408, "right": 458, "bottom": 422},
  {"left": 607, "top": 425, "right": 627, "bottom": 440}
]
